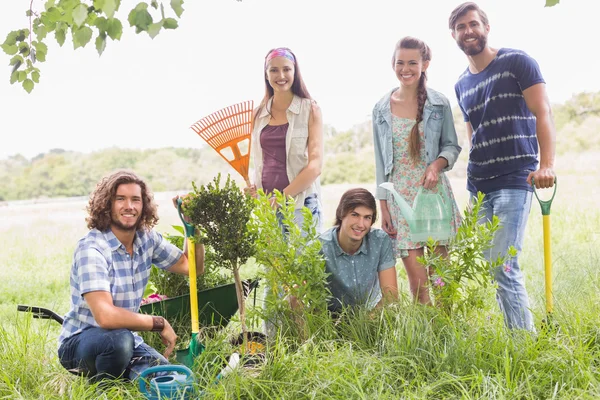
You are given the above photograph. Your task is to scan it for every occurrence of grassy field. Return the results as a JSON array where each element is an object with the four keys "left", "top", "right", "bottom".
[{"left": 1, "top": 153, "right": 600, "bottom": 399}]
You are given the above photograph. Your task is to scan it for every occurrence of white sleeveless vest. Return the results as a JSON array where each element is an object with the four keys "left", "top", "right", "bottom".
[{"left": 251, "top": 95, "right": 321, "bottom": 210}]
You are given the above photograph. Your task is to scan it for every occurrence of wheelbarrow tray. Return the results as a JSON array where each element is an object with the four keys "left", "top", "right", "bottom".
[
  {"left": 18, "top": 279, "right": 259, "bottom": 330},
  {"left": 139, "top": 279, "right": 258, "bottom": 329}
]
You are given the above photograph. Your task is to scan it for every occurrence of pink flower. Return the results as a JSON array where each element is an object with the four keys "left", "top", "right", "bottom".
[
  {"left": 434, "top": 278, "right": 445, "bottom": 287},
  {"left": 503, "top": 264, "right": 512, "bottom": 273},
  {"left": 141, "top": 294, "right": 168, "bottom": 305}
]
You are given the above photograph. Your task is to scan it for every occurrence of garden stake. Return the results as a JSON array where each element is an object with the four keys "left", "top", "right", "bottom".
[
  {"left": 175, "top": 198, "right": 205, "bottom": 367},
  {"left": 532, "top": 177, "right": 557, "bottom": 329}
]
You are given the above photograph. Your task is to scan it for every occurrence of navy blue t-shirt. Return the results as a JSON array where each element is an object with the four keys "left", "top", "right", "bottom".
[{"left": 455, "top": 48, "right": 545, "bottom": 194}]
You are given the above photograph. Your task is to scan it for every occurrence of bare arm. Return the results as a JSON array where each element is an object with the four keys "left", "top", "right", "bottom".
[
  {"left": 283, "top": 102, "right": 323, "bottom": 198},
  {"left": 167, "top": 241, "right": 204, "bottom": 276},
  {"left": 376, "top": 267, "right": 399, "bottom": 307},
  {"left": 523, "top": 83, "right": 556, "bottom": 188}
]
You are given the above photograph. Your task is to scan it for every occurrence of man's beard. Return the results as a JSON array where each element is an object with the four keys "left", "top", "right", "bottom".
[
  {"left": 458, "top": 34, "right": 487, "bottom": 56},
  {"left": 111, "top": 215, "right": 139, "bottom": 231}
]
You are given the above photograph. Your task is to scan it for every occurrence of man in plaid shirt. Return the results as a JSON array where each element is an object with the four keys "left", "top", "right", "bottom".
[{"left": 57, "top": 170, "right": 204, "bottom": 382}]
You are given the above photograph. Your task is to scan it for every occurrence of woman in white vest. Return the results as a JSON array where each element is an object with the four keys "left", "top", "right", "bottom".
[{"left": 246, "top": 47, "right": 324, "bottom": 233}]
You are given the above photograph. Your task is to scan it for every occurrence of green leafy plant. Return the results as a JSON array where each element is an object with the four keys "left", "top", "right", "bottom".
[
  {"left": 147, "top": 225, "right": 231, "bottom": 299},
  {"left": 182, "top": 173, "right": 256, "bottom": 345},
  {"left": 2, "top": 0, "right": 185, "bottom": 92},
  {"left": 248, "top": 189, "right": 331, "bottom": 340},
  {"left": 419, "top": 191, "right": 517, "bottom": 317}
]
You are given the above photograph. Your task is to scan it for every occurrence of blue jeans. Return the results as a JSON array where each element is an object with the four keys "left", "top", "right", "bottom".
[
  {"left": 277, "top": 193, "right": 324, "bottom": 235},
  {"left": 475, "top": 189, "right": 535, "bottom": 331},
  {"left": 58, "top": 328, "right": 169, "bottom": 382}
]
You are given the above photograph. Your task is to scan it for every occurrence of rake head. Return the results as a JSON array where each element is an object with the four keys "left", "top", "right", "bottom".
[{"left": 190, "top": 101, "right": 254, "bottom": 184}]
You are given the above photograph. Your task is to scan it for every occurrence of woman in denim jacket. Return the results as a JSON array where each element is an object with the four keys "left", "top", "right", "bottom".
[
  {"left": 246, "top": 47, "right": 324, "bottom": 233},
  {"left": 373, "top": 37, "right": 462, "bottom": 305}
]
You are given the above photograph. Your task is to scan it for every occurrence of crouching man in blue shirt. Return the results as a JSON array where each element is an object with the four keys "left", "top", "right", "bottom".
[
  {"left": 57, "top": 170, "right": 204, "bottom": 382},
  {"left": 319, "top": 188, "right": 399, "bottom": 313}
]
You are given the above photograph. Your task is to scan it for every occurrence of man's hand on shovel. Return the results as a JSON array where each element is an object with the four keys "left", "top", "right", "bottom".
[{"left": 160, "top": 319, "right": 178, "bottom": 358}]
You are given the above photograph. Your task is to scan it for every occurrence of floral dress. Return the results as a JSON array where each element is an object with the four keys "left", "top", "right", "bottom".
[{"left": 387, "top": 116, "right": 462, "bottom": 258}]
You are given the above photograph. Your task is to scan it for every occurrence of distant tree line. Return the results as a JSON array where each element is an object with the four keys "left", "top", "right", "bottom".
[{"left": 1, "top": 91, "right": 598, "bottom": 201}]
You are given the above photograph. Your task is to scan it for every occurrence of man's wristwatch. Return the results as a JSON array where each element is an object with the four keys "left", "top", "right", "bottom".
[{"left": 151, "top": 316, "right": 165, "bottom": 332}]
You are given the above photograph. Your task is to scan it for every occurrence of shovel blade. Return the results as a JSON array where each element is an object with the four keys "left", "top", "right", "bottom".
[{"left": 175, "top": 333, "right": 205, "bottom": 368}]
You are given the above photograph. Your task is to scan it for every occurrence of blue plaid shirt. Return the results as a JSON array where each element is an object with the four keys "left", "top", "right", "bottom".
[{"left": 58, "top": 228, "right": 183, "bottom": 347}]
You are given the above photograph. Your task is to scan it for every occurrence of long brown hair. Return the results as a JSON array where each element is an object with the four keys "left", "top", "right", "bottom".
[
  {"left": 334, "top": 188, "right": 377, "bottom": 227},
  {"left": 392, "top": 37, "right": 432, "bottom": 164},
  {"left": 86, "top": 169, "right": 158, "bottom": 232},
  {"left": 259, "top": 47, "right": 312, "bottom": 113}
]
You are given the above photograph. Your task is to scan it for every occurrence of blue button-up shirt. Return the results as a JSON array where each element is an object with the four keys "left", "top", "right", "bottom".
[
  {"left": 319, "top": 227, "right": 396, "bottom": 311},
  {"left": 58, "top": 228, "right": 183, "bottom": 347}
]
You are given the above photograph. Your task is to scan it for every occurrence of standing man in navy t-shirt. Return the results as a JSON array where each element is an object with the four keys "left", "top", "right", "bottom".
[{"left": 449, "top": 2, "right": 556, "bottom": 331}]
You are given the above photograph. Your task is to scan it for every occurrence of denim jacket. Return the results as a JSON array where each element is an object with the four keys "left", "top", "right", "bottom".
[{"left": 372, "top": 87, "right": 461, "bottom": 200}]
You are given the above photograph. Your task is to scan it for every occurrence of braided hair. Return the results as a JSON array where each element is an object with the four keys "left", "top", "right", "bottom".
[{"left": 392, "top": 37, "right": 432, "bottom": 164}]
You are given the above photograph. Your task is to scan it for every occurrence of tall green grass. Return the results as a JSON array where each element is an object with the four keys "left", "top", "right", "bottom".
[{"left": 1, "top": 177, "right": 599, "bottom": 399}]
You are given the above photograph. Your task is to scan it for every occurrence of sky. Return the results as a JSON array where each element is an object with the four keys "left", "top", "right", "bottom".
[{"left": 1, "top": 0, "right": 598, "bottom": 160}]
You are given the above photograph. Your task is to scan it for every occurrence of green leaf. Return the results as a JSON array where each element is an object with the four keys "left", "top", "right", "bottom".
[
  {"left": 107, "top": 18, "right": 123, "bottom": 40},
  {"left": 33, "top": 41, "right": 48, "bottom": 54},
  {"left": 135, "top": 2, "right": 149, "bottom": 11},
  {"left": 35, "top": 25, "right": 48, "bottom": 41},
  {"left": 95, "top": 33, "right": 107, "bottom": 55},
  {"left": 23, "top": 78, "right": 34, "bottom": 93},
  {"left": 31, "top": 71, "right": 40, "bottom": 83},
  {"left": 93, "top": 0, "right": 105, "bottom": 10},
  {"left": 16, "top": 30, "right": 29, "bottom": 42},
  {"left": 127, "top": 9, "right": 137, "bottom": 26},
  {"left": 18, "top": 71, "right": 27, "bottom": 82},
  {"left": 26, "top": 10, "right": 33, "bottom": 17},
  {"left": 9, "top": 55, "right": 24, "bottom": 66},
  {"left": 1, "top": 44, "right": 18, "bottom": 56},
  {"left": 129, "top": 6, "right": 153, "bottom": 32},
  {"left": 163, "top": 17, "right": 178, "bottom": 29},
  {"left": 86, "top": 12, "right": 98, "bottom": 25},
  {"left": 103, "top": 0, "right": 117, "bottom": 18},
  {"left": 170, "top": 0, "right": 184, "bottom": 18},
  {"left": 151, "top": 0, "right": 158, "bottom": 9},
  {"left": 59, "top": 0, "right": 79, "bottom": 13},
  {"left": 73, "top": 26, "right": 93, "bottom": 49},
  {"left": 18, "top": 42, "right": 30, "bottom": 57},
  {"left": 95, "top": 16, "right": 108, "bottom": 31},
  {"left": 35, "top": 47, "right": 46, "bottom": 62},
  {"left": 55, "top": 29, "right": 66, "bottom": 46},
  {"left": 45, "top": 0, "right": 57, "bottom": 10},
  {"left": 10, "top": 71, "right": 18, "bottom": 84},
  {"left": 545, "top": 0, "right": 560, "bottom": 6},
  {"left": 45, "top": 7, "right": 62, "bottom": 24},
  {"left": 147, "top": 22, "right": 162, "bottom": 39},
  {"left": 3, "top": 31, "right": 19, "bottom": 46}
]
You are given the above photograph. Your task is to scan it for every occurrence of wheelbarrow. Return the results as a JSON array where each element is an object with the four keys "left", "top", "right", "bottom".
[{"left": 17, "top": 278, "right": 264, "bottom": 369}]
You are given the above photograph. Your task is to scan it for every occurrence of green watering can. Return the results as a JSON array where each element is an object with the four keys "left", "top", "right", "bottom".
[{"left": 379, "top": 182, "right": 452, "bottom": 242}]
